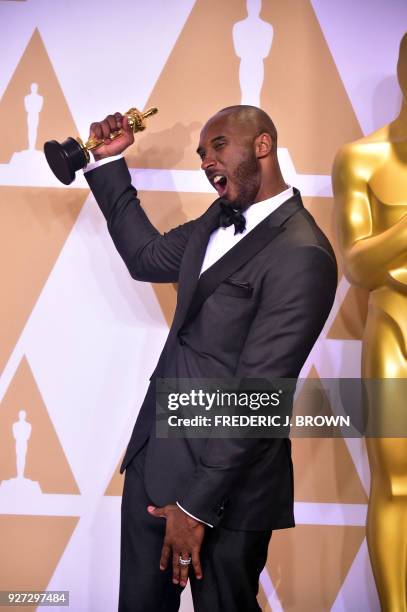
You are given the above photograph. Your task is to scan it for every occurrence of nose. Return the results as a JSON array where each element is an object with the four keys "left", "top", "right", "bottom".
[{"left": 201, "top": 154, "right": 216, "bottom": 172}]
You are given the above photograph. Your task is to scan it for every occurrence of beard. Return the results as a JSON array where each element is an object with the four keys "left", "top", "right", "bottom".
[{"left": 225, "top": 152, "right": 261, "bottom": 211}]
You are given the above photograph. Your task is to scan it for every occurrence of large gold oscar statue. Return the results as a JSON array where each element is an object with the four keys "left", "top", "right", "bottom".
[{"left": 333, "top": 34, "right": 407, "bottom": 612}]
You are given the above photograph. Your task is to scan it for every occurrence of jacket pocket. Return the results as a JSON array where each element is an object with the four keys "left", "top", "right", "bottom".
[{"left": 216, "top": 278, "right": 253, "bottom": 299}]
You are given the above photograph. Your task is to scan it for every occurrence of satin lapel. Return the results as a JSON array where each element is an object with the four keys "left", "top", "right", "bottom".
[
  {"left": 172, "top": 201, "right": 221, "bottom": 332},
  {"left": 180, "top": 190, "right": 304, "bottom": 330}
]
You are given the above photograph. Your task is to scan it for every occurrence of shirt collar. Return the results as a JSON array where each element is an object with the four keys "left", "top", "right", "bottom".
[{"left": 243, "top": 185, "right": 294, "bottom": 231}]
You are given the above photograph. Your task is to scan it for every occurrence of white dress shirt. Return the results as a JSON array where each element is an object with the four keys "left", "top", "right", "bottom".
[
  {"left": 85, "top": 156, "right": 294, "bottom": 527},
  {"left": 84, "top": 153, "right": 124, "bottom": 173},
  {"left": 199, "top": 185, "right": 294, "bottom": 277}
]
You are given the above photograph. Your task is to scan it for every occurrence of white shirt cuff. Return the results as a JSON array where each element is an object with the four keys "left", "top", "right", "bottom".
[
  {"left": 83, "top": 153, "right": 123, "bottom": 174},
  {"left": 176, "top": 502, "right": 213, "bottom": 528}
]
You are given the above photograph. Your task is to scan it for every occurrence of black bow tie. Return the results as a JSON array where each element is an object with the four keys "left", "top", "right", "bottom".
[{"left": 219, "top": 200, "right": 246, "bottom": 234}]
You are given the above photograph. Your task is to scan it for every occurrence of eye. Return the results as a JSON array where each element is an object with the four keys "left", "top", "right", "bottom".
[
  {"left": 214, "top": 142, "right": 225, "bottom": 150},
  {"left": 199, "top": 152, "right": 206, "bottom": 161}
]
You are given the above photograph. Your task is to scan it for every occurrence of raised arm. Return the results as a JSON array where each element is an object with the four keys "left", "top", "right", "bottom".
[
  {"left": 84, "top": 113, "right": 198, "bottom": 283},
  {"left": 332, "top": 145, "right": 407, "bottom": 290}
]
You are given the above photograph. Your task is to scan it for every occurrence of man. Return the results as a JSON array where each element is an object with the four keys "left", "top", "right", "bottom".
[{"left": 84, "top": 105, "right": 337, "bottom": 612}]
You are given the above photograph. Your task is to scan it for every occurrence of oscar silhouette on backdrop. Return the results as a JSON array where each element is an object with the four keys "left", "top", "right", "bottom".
[
  {"left": 232, "top": 0, "right": 273, "bottom": 107},
  {"left": 8, "top": 83, "right": 45, "bottom": 171},
  {"left": 24, "top": 83, "right": 43, "bottom": 151},
  {"left": 333, "top": 33, "right": 407, "bottom": 612},
  {"left": 13, "top": 409, "right": 32, "bottom": 479},
  {"left": 233, "top": 3, "right": 299, "bottom": 187},
  {"left": 0, "top": 409, "right": 41, "bottom": 496}
]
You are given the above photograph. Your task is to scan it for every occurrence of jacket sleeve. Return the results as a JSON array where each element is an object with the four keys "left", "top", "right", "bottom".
[
  {"left": 177, "top": 245, "right": 337, "bottom": 526},
  {"left": 85, "top": 157, "right": 198, "bottom": 282}
]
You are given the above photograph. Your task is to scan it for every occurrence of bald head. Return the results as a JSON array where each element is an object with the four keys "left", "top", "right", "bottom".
[{"left": 215, "top": 105, "right": 278, "bottom": 152}]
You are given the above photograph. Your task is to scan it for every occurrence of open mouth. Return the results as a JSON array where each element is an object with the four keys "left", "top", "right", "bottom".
[{"left": 212, "top": 174, "right": 228, "bottom": 197}]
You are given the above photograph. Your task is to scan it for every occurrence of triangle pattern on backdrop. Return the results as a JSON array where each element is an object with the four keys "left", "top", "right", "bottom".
[
  {"left": 0, "top": 28, "right": 79, "bottom": 162},
  {"left": 0, "top": 514, "right": 79, "bottom": 605},
  {"left": 261, "top": 0, "right": 361, "bottom": 174},
  {"left": 127, "top": 0, "right": 361, "bottom": 174},
  {"left": 292, "top": 367, "right": 367, "bottom": 504},
  {"left": 0, "top": 28, "right": 88, "bottom": 374},
  {"left": 259, "top": 524, "right": 365, "bottom": 612},
  {"left": 105, "top": 455, "right": 125, "bottom": 497},
  {"left": 0, "top": 186, "right": 88, "bottom": 374},
  {"left": 0, "top": 356, "right": 80, "bottom": 494}
]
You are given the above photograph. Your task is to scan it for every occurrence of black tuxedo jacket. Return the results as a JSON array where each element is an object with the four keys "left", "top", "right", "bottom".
[{"left": 86, "top": 158, "right": 337, "bottom": 530}]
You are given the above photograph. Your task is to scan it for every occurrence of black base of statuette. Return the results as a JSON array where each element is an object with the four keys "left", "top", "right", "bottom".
[{"left": 44, "top": 137, "right": 88, "bottom": 185}]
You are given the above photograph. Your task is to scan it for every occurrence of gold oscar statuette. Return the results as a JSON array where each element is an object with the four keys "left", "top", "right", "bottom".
[
  {"left": 333, "top": 33, "right": 407, "bottom": 612},
  {"left": 43, "top": 106, "right": 158, "bottom": 185}
]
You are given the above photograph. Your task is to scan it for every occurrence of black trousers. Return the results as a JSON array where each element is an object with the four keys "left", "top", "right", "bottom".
[{"left": 119, "top": 444, "right": 272, "bottom": 612}]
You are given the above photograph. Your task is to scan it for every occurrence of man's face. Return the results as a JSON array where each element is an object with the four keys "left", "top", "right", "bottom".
[{"left": 197, "top": 112, "right": 261, "bottom": 209}]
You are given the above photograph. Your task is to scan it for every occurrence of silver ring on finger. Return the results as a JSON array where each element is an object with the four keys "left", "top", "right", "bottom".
[{"left": 179, "top": 554, "right": 192, "bottom": 566}]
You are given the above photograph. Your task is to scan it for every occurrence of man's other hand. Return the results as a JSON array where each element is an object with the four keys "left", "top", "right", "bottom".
[
  {"left": 89, "top": 113, "right": 134, "bottom": 160},
  {"left": 147, "top": 504, "right": 204, "bottom": 587}
]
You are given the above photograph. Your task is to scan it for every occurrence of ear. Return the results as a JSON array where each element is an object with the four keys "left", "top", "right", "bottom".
[{"left": 255, "top": 133, "right": 273, "bottom": 158}]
